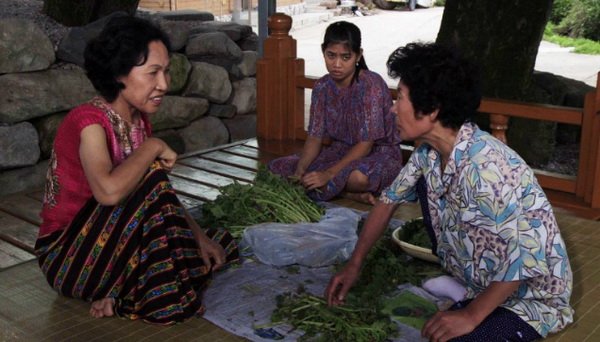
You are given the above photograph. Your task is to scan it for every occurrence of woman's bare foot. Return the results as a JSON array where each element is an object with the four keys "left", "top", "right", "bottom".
[
  {"left": 90, "top": 298, "right": 115, "bottom": 318},
  {"left": 343, "top": 192, "right": 376, "bottom": 205}
]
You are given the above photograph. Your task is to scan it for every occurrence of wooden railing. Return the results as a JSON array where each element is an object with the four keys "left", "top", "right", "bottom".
[{"left": 257, "top": 13, "right": 600, "bottom": 214}]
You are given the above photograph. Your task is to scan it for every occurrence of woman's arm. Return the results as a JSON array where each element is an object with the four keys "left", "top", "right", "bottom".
[
  {"left": 325, "top": 140, "right": 373, "bottom": 176},
  {"left": 325, "top": 200, "right": 397, "bottom": 305},
  {"left": 80, "top": 124, "right": 176, "bottom": 205},
  {"left": 422, "top": 280, "right": 521, "bottom": 341},
  {"left": 184, "top": 209, "right": 226, "bottom": 270},
  {"left": 302, "top": 140, "right": 373, "bottom": 190},
  {"left": 294, "top": 135, "right": 323, "bottom": 177}
]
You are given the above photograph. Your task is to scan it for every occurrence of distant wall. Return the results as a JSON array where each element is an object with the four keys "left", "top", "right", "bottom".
[{"left": 139, "top": 0, "right": 304, "bottom": 15}]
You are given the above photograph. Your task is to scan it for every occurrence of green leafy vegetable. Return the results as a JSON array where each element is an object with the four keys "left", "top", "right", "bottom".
[
  {"left": 347, "top": 236, "right": 442, "bottom": 307},
  {"left": 271, "top": 292, "right": 397, "bottom": 342},
  {"left": 381, "top": 291, "right": 438, "bottom": 329},
  {"left": 271, "top": 237, "right": 443, "bottom": 341},
  {"left": 399, "top": 218, "right": 432, "bottom": 248},
  {"left": 200, "top": 165, "right": 324, "bottom": 238}
]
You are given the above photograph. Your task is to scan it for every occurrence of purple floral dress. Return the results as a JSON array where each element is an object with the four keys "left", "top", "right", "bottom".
[{"left": 268, "top": 70, "right": 403, "bottom": 201}]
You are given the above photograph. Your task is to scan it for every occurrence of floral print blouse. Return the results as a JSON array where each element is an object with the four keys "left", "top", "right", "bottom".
[{"left": 381, "top": 122, "right": 573, "bottom": 337}]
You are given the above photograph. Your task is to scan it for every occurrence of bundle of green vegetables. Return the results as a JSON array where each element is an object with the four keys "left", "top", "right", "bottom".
[
  {"left": 271, "top": 291, "right": 397, "bottom": 342},
  {"left": 200, "top": 166, "right": 325, "bottom": 238}
]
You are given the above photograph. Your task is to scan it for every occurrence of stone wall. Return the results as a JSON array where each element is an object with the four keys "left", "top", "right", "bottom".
[{"left": 0, "top": 11, "right": 258, "bottom": 196}]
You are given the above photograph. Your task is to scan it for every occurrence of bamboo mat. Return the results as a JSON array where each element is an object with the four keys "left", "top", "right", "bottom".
[
  {"left": 1, "top": 207, "right": 599, "bottom": 341},
  {"left": 0, "top": 260, "right": 244, "bottom": 342},
  {"left": 1, "top": 135, "right": 599, "bottom": 341}
]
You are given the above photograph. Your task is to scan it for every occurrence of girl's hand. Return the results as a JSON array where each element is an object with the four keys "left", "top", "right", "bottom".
[
  {"left": 421, "top": 309, "right": 477, "bottom": 342},
  {"left": 293, "top": 170, "right": 304, "bottom": 179},
  {"left": 301, "top": 170, "right": 333, "bottom": 190}
]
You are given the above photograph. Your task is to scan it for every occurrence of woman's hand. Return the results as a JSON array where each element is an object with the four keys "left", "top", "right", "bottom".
[
  {"left": 197, "top": 234, "right": 227, "bottom": 271},
  {"left": 325, "top": 262, "right": 361, "bottom": 306},
  {"left": 144, "top": 137, "right": 177, "bottom": 171},
  {"left": 421, "top": 309, "right": 477, "bottom": 342},
  {"left": 184, "top": 210, "right": 227, "bottom": 271},
  {"left": 157, "top": 141, "right": 177, "bottom": 171},
  {"left": 301, "top": 170, "right": 333, "bottom": 190},
  {"left": 422, "top": 280, "right": 521, "bottom": 341}
]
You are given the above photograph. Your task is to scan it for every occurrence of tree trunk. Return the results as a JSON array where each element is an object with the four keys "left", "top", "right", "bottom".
[
  {"left": 436, "top": 0, "right": 555, "bottom": 166},
  {"left": 436, "top": 0, "right": 552, "bottom": 100},
  {"left": 43, "top": 0, "right": 141, "bottom": 27}
]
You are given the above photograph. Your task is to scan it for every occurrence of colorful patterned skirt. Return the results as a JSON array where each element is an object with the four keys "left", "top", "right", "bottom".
[{"left": 35, "top": 166, "right": 239, "bottom": 324}]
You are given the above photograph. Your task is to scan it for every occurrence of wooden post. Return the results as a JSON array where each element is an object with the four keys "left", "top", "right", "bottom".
[
  {"left": 256, "top": 13, "right": 297, "bottom": 140},
  {"left": 576, "top": 72, "right": 600, "bottom": 208},
  {"left": 489, "top": 113, "right": 509, "bottom": 144},
  {"left": 588, "top": 72, "right": 600, "bottom": 207}
]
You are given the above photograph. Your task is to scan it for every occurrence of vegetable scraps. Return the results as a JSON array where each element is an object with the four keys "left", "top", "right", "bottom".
[
  {"left": 271, "top": 237, "right": 443, "bottom": 341},
  {"left": 200, "top": 165, "right": 324, "bottom": 238},
  {"left": 347, "top": 236, "right": 442, "bottom": 307},
  {"left": 381, "top": 290, "right": 438, "bottom": 330}
]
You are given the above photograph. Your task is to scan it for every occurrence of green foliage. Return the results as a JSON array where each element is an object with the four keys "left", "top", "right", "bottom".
[
  {"left": 398, "top": 218, "right": 432, "bottom": 248},
  {"left": 555, "top": 0, "right": 600, "bottom": 41},
  {"left": 200, "top": 166, "right": 324, "bottom": 239},
  {"left": 348, "top": 237, "right": 442, "bottom": 307},
  {"left": 434, "top": 0, "right": 446, "bottom": 6},
  {"left": 545, "top": 22, "right": 600, "bottom": 54},
  {"left": 270, "top": 238, "right": 442, "bottom": 341},
  {"left": 272, "top": 292, "right": 397, "bottom": 342},
  {"left": 549, "top": 0, "right": 572, "bottom": 24}
]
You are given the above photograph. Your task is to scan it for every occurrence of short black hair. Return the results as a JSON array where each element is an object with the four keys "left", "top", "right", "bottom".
[
  {"left": 386, "top": 42, "right": 481, "bottom": 130},
  {"left": 84, "top": 16, "right": 171, "bottom": 102}
]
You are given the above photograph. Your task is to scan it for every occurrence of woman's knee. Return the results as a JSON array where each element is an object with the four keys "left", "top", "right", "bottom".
[{"left": 346, "top": 170, "right": 369, "bottom": 191}]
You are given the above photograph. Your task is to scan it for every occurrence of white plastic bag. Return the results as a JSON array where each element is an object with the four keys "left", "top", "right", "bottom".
[{"left": 240, "top": 207, "right": 360, "bottom": 267}]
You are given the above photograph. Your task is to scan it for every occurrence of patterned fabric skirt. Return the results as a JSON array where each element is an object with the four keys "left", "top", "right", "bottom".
[
  {"left": 35, "top": 166, "right": 239, "bottom": 325},
  {"left": 268, "top": 142, "right": 403, "bottom": 201},
  {"left": 448, "top": 300, "right": 542, "bottom": 342}
]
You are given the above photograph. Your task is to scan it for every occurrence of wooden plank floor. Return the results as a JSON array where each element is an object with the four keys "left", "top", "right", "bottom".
[
  {"left": 1, "top": 137, "right": 599, "bottom": 341},
  {"left": 0, "top": 138, "right": 305, "bottom": 270}
]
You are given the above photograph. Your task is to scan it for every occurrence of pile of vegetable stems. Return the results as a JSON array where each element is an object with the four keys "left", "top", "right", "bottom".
[{"left": 200, "top": 166, "right": 324, "bottom": 238}]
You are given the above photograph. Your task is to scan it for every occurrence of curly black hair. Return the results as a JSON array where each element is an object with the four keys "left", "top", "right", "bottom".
[
  {"left": 386, "top": 42, "right": 481, "bottom": 130},
  {"left": 84, "top": 16, "right": 171, "bottom": 102}
]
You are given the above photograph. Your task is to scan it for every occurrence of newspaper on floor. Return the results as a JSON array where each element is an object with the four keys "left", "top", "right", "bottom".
[{"left": 203, "top": 259, "right": 446, "bottom": 342}]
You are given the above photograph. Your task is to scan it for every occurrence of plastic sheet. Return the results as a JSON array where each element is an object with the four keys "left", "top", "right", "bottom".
[{"left": 240, "top": 207, "right": 361, "bottom": 267}]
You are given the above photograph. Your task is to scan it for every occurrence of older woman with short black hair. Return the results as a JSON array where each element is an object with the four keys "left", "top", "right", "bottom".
[{"left": 326, "top": 42, "right": 573, "bottom": 341}]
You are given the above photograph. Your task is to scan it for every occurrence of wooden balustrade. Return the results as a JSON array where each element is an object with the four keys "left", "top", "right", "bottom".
[{"left": 256, "top": 13, "right": 600, "bottom": 217}]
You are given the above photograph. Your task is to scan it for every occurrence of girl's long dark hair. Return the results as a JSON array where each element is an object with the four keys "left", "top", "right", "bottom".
[{"left": 321, "top": 21, "right": 367, "bottom": 85}]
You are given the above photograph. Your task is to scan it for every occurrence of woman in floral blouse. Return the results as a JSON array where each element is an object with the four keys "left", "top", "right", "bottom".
[{"left": 326, "top": 42, "right": 573, "bottom": 341}]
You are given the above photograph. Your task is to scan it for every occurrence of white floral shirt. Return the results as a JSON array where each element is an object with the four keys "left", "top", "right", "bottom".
[{"left": 381, "top": 122, "right": 573, "bottom": 337}]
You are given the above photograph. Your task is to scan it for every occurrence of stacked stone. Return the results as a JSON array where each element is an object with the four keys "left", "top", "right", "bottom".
[{"left": 0, "top": 11, "right": 259, "bottom": 196}]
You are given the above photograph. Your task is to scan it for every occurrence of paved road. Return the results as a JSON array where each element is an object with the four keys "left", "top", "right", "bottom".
[{"left": 291, "top": 6, "right": 600, "bottom": 87}]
